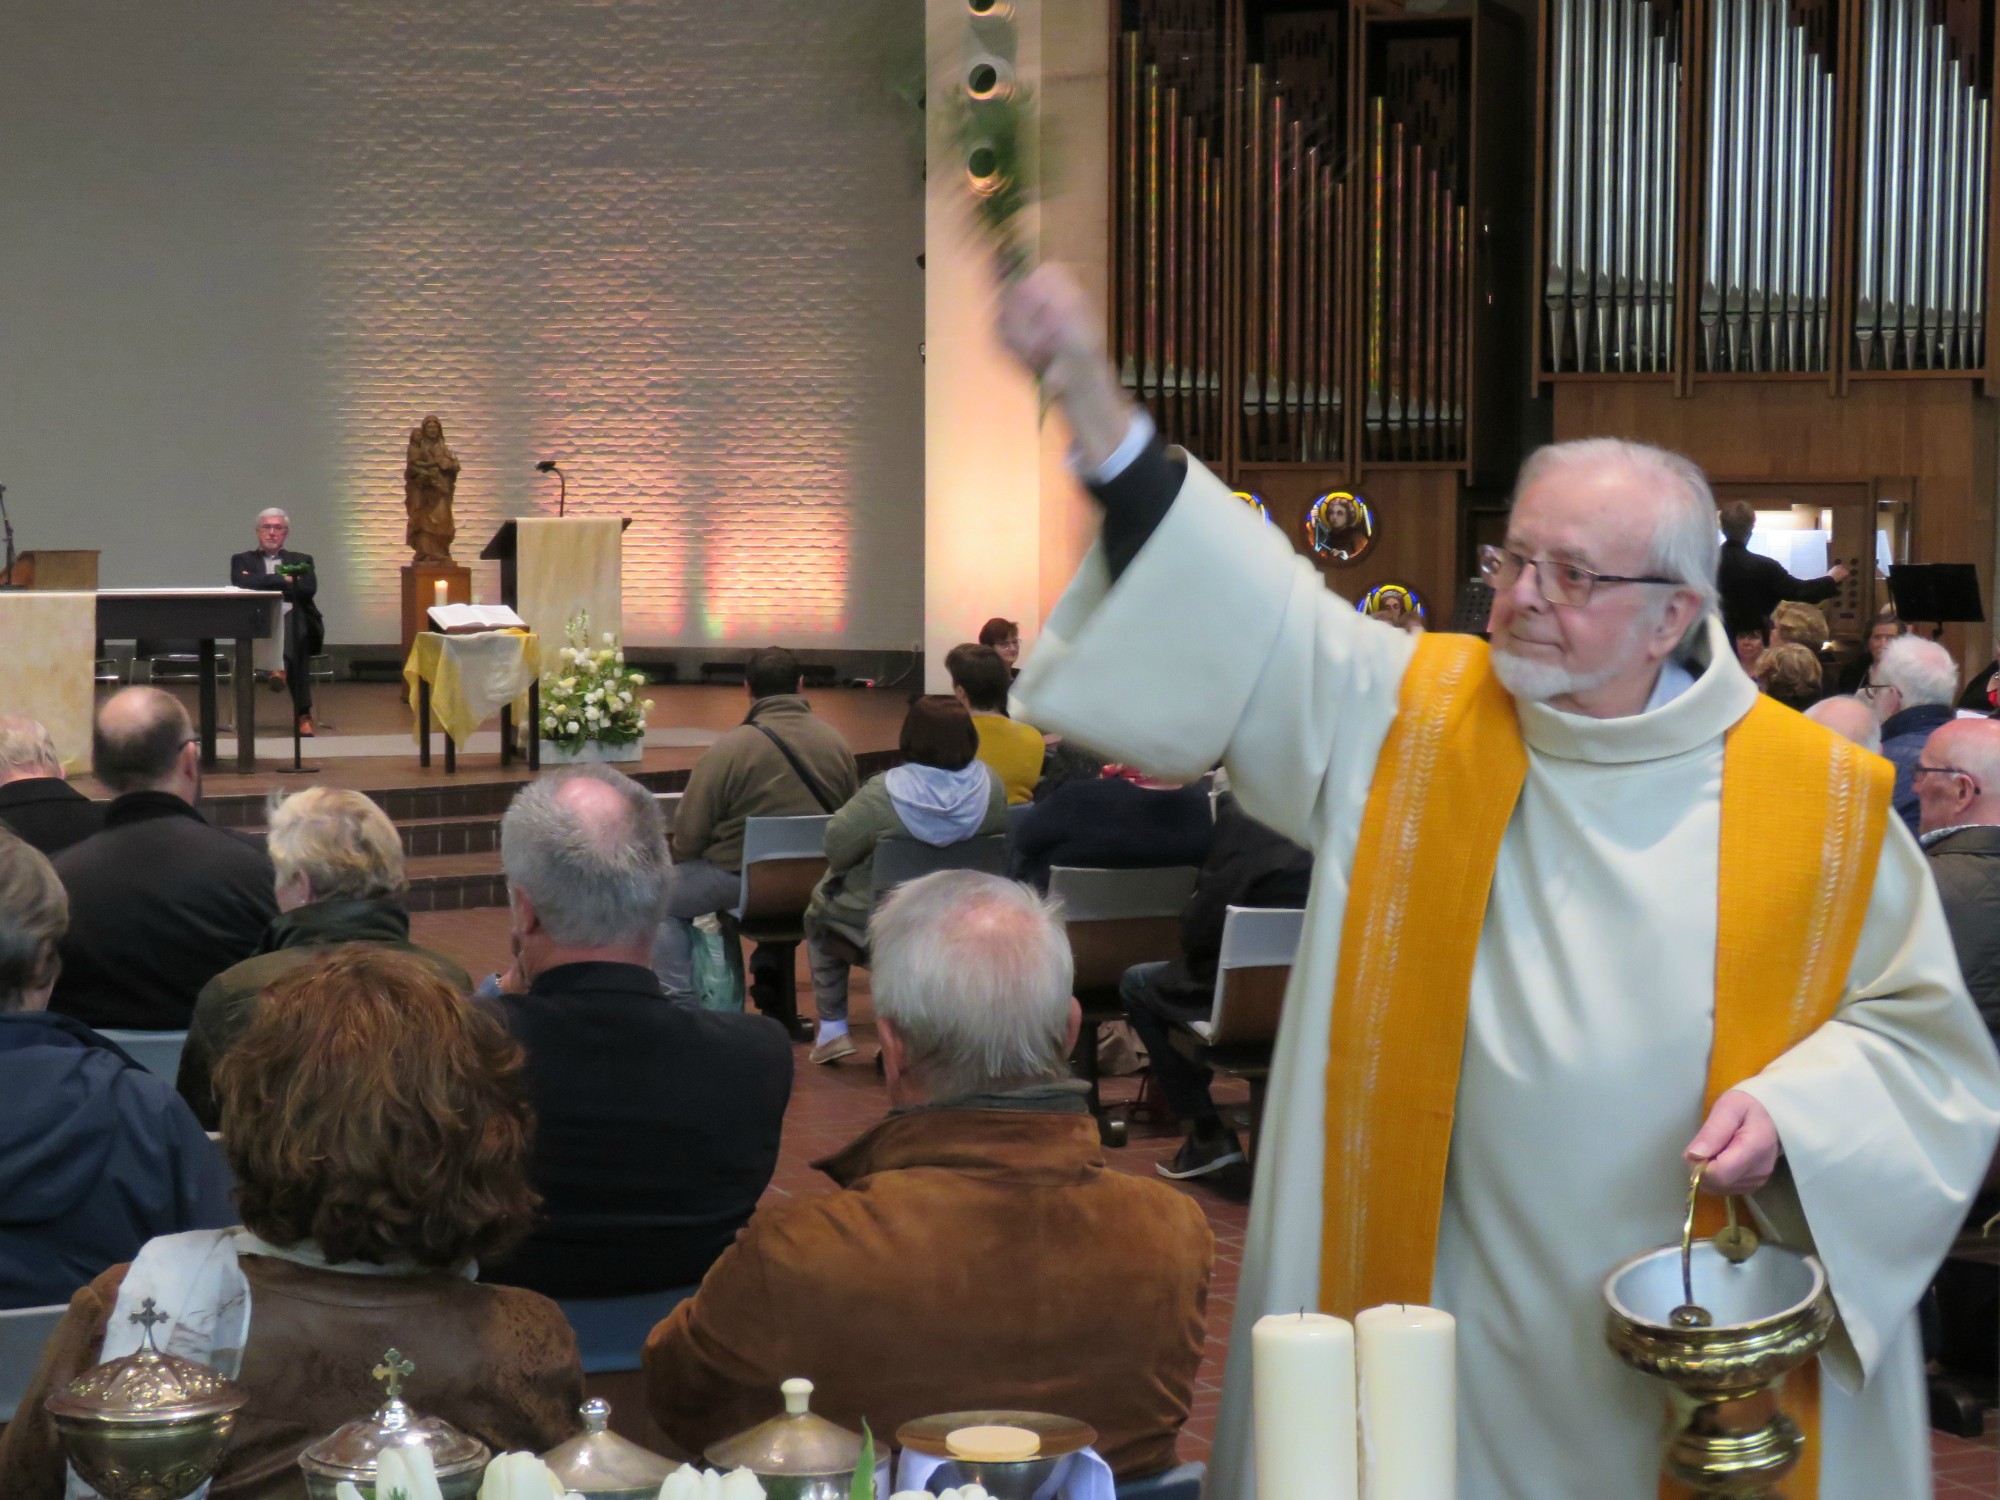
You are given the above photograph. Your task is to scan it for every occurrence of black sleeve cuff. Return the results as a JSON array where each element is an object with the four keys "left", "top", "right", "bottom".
[{"left": 1086, "top": 432, "right": 1186, "bottom": 580}]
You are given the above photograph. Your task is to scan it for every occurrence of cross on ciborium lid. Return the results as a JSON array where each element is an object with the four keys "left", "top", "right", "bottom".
[
  {"left": 371, "top": 1348, "right": 416, "bottom": 1431},
  {"left": 130, "top": 1298, "right": 171, "bottom": 1349},
  {"left": 297, "top": 1348, "right": 490, "bottom": 1487},
  {"left": 46, "top": 1297, "right": 246, "bottom": 1426}
]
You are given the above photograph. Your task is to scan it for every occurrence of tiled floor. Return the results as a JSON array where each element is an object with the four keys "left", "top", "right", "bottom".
[{"left": 416, "top": 907, "right": 1997, "bottom": 1493}]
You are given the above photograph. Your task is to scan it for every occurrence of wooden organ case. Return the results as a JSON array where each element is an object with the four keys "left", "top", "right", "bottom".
[
  {"left": 1532, "top": 0, "right": 1999, "bottom": 665},
  {"left": 1111, "top": 1, "right": 1533, "bottom": 622}
]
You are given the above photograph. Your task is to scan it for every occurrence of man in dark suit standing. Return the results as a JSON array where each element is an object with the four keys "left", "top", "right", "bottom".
[
  {"left": 51, "top": 688, "right": 277, "bottom": 1031},
  {"left": 229, "top": 508, "right": 324, "bottom": 736},
  {"left": 1715, "top": 498, "right": 1848, "bottom": 637},
  {"left": 0, "top": 717, "right": 102, "bottom": 857}
]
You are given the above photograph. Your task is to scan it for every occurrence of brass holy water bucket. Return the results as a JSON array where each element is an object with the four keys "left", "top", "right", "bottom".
[{"left": 1603, "top": 1170, "right": 1835, "bottom": 1497}]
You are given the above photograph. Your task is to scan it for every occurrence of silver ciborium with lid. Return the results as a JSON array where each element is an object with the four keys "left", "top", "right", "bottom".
[
  {"left": 541, "top": 1397, "right": 680, "bottom": 1498},
  {"left": 46, "top": 1297, "right": 249, "bottom": 1500},
  {"left": 704, "top": 1377, "right": 862, "bottom": 1500},
  {"left": 1603, "top": 1165, "right": 1836, "bottom": 1497},
  {"left": 298, "top": 1348, "right": 491, "bottom": 1499}
]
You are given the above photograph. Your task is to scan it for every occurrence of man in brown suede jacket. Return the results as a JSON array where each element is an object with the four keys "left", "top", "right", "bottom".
[{"left": 643, "top": 870, "right": 1213, "bottom": 1480}]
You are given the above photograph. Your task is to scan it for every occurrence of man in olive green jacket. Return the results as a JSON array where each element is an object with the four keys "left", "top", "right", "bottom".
[
  {"left": 176, "top": 789, "right": 469, "bottom": 1128},
  {"left": 653, "top": 648, "right": 858, "bottom": 1011}
]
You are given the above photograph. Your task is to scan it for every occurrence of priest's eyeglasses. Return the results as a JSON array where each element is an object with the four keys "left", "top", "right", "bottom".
[{"left": 1478, "top": 545, "right": 1681, "bottom": 608}]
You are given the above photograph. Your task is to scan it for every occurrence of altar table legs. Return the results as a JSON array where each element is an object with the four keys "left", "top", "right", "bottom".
[
  {"left": 418, "top": 681, "right": 540, "bottom": 774},
  {"left": 192, "top": 636, "right": 260, "bottom": 773}
]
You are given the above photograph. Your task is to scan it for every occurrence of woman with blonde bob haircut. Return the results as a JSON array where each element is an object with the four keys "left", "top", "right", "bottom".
[
  {"left": 177, "top": 788, "right": 471, "bottom": 1128},
  {"left": 0, "top": 947, "right": 583, "bottom": 1499}
]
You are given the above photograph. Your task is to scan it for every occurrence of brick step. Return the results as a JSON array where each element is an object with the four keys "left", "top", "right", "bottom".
[
  {"left": 405, "top": 850, "right": 507, "bottom": 913},
  {"left": 198, "top": 765, "right": 707, "bottom": 830}
]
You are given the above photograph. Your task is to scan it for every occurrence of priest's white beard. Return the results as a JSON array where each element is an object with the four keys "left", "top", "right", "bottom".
[
  {"left": 1490, "top": 602, "right": 1673, "bottom": 704},
  {"left": 1489, "top": 641, "right": 1625, "bottom": 703}
]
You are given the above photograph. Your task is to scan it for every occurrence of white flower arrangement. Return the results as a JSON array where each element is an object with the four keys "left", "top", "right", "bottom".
[{"left": 540, "top": 609, "right": 652, "bottom": 754}]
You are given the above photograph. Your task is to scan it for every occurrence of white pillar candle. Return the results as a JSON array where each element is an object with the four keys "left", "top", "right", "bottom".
[
  {"left": 1252, "top": 1310, "right": 1358, "bottom": 1500},
  {"left": 433, "top": 578, "right": 451, "bottom": 607},
  {"left": 1356, "top": 1303, "right": 1456, "bottom": 1500}
]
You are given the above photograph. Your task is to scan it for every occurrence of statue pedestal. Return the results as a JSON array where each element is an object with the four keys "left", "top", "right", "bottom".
[{"left": 401, "top": 563, "right": 473, "bottom": 665}]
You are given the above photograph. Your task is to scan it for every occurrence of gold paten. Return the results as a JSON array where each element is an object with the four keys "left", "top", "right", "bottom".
[{"left": 46, "top": 1298, "right": 248, "bottom": 1500}]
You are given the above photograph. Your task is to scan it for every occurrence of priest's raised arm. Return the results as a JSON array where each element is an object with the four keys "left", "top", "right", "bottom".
[{"left": 1000, "top": 266, "right": 1417, "bottom": 856}]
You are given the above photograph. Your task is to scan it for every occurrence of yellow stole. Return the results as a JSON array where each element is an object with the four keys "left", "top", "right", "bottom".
[{"left": 1318, "top": 632, "right": 1892, "bottom": 1499}]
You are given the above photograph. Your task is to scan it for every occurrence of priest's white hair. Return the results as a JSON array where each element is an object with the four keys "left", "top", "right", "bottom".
[
  {"left": 869, "top": 869, "right": 1074, "bottom": 1103},
  {"left": 1512, "top": 438, "right": 1721, "bottom": 623},
  {"left": 257, "top": 507, "right": 289, "bottom": 524}
]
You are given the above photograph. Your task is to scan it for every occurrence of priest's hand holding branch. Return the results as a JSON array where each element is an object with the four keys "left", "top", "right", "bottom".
[
  {"left": 1685, "top": 1088, "right": 1781, "bottom": 1195},
  {"left": 995, "top": 263, "right": 1137, "bottom": 470}
]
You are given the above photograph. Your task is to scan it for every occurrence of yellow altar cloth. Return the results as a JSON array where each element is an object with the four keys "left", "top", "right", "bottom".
[{"left": 402, "top": 630, "right": 540, "bottom": 748}]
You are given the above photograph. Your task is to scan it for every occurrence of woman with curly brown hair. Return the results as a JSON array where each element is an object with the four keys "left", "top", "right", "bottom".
[{"left": 0, "top": 947, "right": 583, "bottom": 1499}]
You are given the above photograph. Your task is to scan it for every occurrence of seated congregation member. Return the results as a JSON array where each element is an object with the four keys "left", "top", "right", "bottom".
[
  {"left": 1768, "top": 598, "right": 1830, "bottom": 652},
  {"left": 978, "top": 615, "right": 1022, "bottom": 677},
  {"left": 654, "top": 646, "right": 858, "bottom": 1007},
  {"left": 0, "top": 716, "right": 102, "bottom": 857},
  {"left": 482, "top": 766, "right": 792, "bottom": 1298},
  {"left": 1916, "top": 719, "right": 2000, "bottom": 1052},
  {"left": 178, "top": 787, "right": 472, "bottom": 1129},
  {"left": 1873, "top": 634, "right": 1963, "bottom": 833},
  {"left": 0, "top": 948, "right": 583, "bottom": 1499},
  {"left": 945, "top": 642, "right": 1044, "bottom": 804},
  {"left": 1724, "top": 614, "right": 1769, "bottom": 676},
  {"left": 1803, "top": 694, "right": 1884, "bottom": 753},
  {"left": 1841, "top": 603, "right": 1905, "bottom": 695},
  {"left": 1750, "top": 641, "right": 1822, "bottom": 712},
  {"left": 801, "top": 696, "right": 1006, "bottom": 1065},
  {"left": 1121, "top": 793, "right": 1312, "bottom": 1189},
  {"left": 0, "top": 832, "right": 234, "bottom": 1311},
  {"left": 51, "top": 688, "right": 276, "bottom": 1031},
  {"left": 229, "top": 507, "right": 324, "bottom": 736},
  {"left": 645, "top": 871, "right": 1213, "bottom": 1479},
  {"left": 1008, "top": 755, "right": 1213, "bottom": 892},
  {"left": 1961, "top": 633, "right": 2000, "bottom": 714}
]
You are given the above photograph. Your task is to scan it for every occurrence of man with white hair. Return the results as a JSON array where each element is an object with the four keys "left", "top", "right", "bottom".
[
  {"left": 229, "top": 506, "right": 323, "bottom": 735},
  {"left": 1870, "top": 633, "right": 1962, "bottom": 833},
  {"left": 995, "top": 265, "right": 2000, "bottom": 1500},
  {"left": 0, "top": 716, "right": 102, "bottom": 856},
  {"left": 1803, "top": 694, "right": 1884, "bottom": 754},
  {"left": 644, "top": 870, "right": 1214, "bottom": 1481},
  {"left": 482, "top": 766, "right": 792, "bottom": 1301}
]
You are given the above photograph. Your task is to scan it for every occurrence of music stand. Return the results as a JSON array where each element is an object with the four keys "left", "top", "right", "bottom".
[{"left": 1886, "top": 564, "right": 1986, "bottom": 633}]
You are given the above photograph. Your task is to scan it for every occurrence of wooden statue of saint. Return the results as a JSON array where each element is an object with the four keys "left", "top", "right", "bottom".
[{"left": 404, "top": 414, "right": 460, "bottom": 564}]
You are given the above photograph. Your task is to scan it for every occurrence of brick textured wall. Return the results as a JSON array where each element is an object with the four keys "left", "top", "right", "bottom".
[{"left": 0, "top": 0, "right": 923, "bottom": 648}]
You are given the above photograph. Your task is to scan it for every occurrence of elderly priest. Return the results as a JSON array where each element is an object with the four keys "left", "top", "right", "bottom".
[{"left": 996, "top": 266, "right": 2000, "bottom": 1500}]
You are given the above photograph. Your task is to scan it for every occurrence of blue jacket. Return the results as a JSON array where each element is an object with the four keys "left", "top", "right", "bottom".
[
  {"left": 0, "top": 1012, "right": 236, "bottom": 1310},
  {"left": 1881, "top": 702, "right": 1961, "bottom": 835}
]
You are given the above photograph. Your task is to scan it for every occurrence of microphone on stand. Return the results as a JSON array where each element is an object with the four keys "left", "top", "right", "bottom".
[{"left": 535, "top": 460, "right": 566, "bottom": 517}]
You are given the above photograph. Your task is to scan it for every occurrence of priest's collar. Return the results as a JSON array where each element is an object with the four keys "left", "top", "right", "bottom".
[{"left": 1513, "top": 615, "right": 1760, "bottom": 765}]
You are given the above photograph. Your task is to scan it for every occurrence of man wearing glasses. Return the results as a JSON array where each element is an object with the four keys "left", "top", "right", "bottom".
[
  {"left": 997, "top": 263, "right": 2000, "bottom": 1500},
  {"left": 1914, "top": 720, "right": 2000, "bottom": 1050},
  {"left": 45, "top": 688, "right": 277, "bottom": 1033}
]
